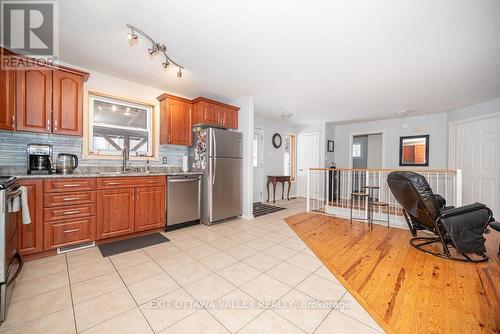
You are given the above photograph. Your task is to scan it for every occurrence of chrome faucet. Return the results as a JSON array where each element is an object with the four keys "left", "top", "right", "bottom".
[{"left": 122, "top": 146, "right": 130, "bottom": 172}]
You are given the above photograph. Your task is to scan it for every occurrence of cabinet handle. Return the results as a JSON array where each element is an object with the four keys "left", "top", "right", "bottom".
[
  {"left": 147, "top": 180, "right": 157, "bottom": 183},
  {"left": 63, "top": 184, "right": 80, "bottom": 187},
  {"left": 46, "top": 119, "right": 50, "bottom": 131},
  {"left": 107, "top": 182, "right": 121, "bottom": 185},
  {"left": 54, "top": 119, "right": 58, "bottom": 132},
  {"left": 11, "top": 115, "right": 15, "bottom": 130},
  {"left": 62, "top": 210, "right": 80, "bottom": 215},
  {"left": 63, "top": 228, "right": 80, "bottom": 234},
  {"left": 62, "top": 197, "right": 80, "bottom": 201}
]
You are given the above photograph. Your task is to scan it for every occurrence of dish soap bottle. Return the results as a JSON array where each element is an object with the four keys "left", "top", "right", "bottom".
[{"left": 145, "top": 159, "right": 151, "bottom": 173}]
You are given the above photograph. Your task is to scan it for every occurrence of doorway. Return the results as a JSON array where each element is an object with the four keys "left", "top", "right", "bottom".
[
  {"left": 297, "top": 132, "right": 320, "bottom": 198},
  {"left": 449, "top": 114, "right": 500, "bottom": 216},
  {"left": 351, "top": 133, "right": 383, "bottom": 192},
  {"left": 252, "top": 127, "right": 264, "bottom": 203}
]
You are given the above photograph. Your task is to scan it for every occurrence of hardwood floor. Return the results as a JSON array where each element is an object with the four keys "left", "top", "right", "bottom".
[{"left": 284, "top": 212, "right": 500, "bottom": 334}]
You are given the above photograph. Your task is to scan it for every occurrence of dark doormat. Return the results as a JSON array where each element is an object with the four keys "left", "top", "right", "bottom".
[
  {"left": 98, "top": 233, "right": 169, "bottom": 257},
  {"left": 253, "top": 202, "right": 286, "bottom": 217}
]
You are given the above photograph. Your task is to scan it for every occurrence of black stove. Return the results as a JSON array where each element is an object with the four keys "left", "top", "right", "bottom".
[{"left": 0, "top": 177, "right": 18, "bottom": 190}]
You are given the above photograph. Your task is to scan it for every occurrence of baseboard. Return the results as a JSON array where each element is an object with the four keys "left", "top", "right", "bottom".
[{"left": 241, "top": 214, "right": 254, "bottom": 220}]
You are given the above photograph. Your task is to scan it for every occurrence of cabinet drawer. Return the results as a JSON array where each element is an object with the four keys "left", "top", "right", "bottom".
[
  {"left": 96, "top": 176, "right": 166, "bottom": 189},
  {"left": 44, "top": 204, "right": 95, "bottom": 222},
  {"left": 44, "top": 178, "right": 95, "bottom": 193},
  {"left": 44, "top": 191, "right": 96, "bottom": 207},
  {"left": 44, "top": 216, "right": 95, "bottom": 250}
]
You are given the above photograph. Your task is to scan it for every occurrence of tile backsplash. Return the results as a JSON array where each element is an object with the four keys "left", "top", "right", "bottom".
[{"left": 0, "top": 130, "right": 189, "bottom": 167}]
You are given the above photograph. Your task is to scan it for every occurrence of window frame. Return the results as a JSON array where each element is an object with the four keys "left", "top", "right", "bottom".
[
  {"left": 84, "top": 91, "right": 157, "bottom": 160},
  {"left": 283, "top": 133, "right": 297, "bottom": 181}
]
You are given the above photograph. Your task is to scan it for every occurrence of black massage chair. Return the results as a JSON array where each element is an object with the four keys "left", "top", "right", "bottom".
[{"left": 387, "top": 171, "right": 496, "bottom": 262}]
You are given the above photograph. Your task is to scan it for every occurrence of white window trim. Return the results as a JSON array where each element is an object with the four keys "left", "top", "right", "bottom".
[{"left": 83, "top": 90, "right": 158, "bottom": 161}]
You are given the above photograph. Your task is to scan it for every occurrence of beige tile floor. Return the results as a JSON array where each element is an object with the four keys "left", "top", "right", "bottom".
[{"left": 0, "top": 199, "right": 385, "bottom": 334}]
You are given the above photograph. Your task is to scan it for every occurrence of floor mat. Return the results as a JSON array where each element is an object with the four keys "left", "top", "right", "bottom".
[
  {"left": 98, "top": 233, "right": 169, "bottom": 257},
  {"left": 253, "top": 202, "right": 286, "bottom": 217}
]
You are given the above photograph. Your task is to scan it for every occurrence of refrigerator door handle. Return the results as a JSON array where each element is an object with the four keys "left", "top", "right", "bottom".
[{"left": 212, "top": 133, "right": 217, "bottom": 185}]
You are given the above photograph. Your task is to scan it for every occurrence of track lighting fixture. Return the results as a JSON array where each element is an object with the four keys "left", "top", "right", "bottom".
[{"left": 126, "top": 24, "right": 184, "bottom": 77}]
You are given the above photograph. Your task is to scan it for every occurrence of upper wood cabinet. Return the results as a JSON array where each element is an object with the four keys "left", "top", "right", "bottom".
[
  {"left": 13, "top": 57, "right": 88, "bottom": 136},
  {"left": 0, "top": 67, "right": 15, "bottom": 130},
  {"left": 52, "top": 70, "right": 85, "bottom": 135},
  {"left": 15, "top": 67, "right": 53, "bottom": 133},
  {"left": 157, "top": 94, "right": 193, "bottom": 146},
  {"left": 192, "top": 97, "right": 239, "bottom": 129}
]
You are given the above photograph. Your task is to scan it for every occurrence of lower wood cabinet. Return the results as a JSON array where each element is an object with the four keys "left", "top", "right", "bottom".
[
  {"left": 135, "top": 186, "right": 166, "bottom": 232},
  {"left": 96, "top": 188, "right": 135, "bottom": 240},
  {"left": 44, "top": 217, "right": 95, "bottom": 250},
  {"left": 17, "top": 179, "right": 44, "bottom": 255}
]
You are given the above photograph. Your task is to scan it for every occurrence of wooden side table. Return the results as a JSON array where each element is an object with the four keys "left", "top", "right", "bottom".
[{"left": 266, "top": 176, "right": 291, "bottom": 203}]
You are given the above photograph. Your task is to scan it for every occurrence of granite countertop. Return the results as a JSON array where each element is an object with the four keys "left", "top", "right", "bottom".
[
  {"left": 13, "top": 171, "right": 203, "bottom": 179},
  {"left": 0, "top": 166, "right": 203, "bottom": 179}
]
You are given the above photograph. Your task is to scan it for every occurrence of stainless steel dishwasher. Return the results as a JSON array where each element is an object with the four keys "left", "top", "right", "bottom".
[{"left": 166, "top": 175, "right": 201, "bottom": 230}]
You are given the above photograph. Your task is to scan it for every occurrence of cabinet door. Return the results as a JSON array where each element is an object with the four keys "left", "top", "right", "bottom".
[
  {"left": 96, "top": 189, "right": 135, "bottom": 240},
  {"left": 203, "top": 102, "right": 219, "bottom": 124},
  {"left": 221, "top": 107, "right": 238, "bottom": 129},
  {"left": 17, "top": 179, "right": 44, "bottom": 255},
  {"left": 167, "top": 99, "right": 192, "bottom": 145},
  {"left": 15, "top": 67, "right": 52, "bottom": 133},
  {"left": 52, "top": 70, "right": 84, "bottom": 136},
  {"left": 134, "top": 186, "right": 166, "bottom": 231},
  {"left": 0, "top": 68, "right": 15, "bottom": 130}
]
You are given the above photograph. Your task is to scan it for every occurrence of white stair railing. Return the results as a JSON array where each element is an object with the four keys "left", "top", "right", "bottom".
[{"left": 306, "top": 168, "right": 462, "bottom": 229}]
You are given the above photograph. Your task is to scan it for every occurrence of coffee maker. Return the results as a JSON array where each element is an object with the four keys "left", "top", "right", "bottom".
[{"left": 27, "top": 144, "right": 53, "bottom": 174}]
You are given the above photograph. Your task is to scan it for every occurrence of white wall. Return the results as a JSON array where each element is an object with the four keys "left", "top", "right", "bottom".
[
  {"left": 448, "top": 97, "right": 500, "bottom": 123},
  {"left": 254, "top": 115, "right": 298, "bottom": 199},
  {"left": 236, "top": 97, "right": 255, "bottom": 219},
  {"left": 332, "top": 112, "right": 448, "bottom": 168}
]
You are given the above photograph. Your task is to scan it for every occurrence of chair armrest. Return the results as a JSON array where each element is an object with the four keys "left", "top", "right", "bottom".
[
  {"left": 439, "top": 202, "right": 487, "bottom": 219},
  {"left": 434, "top": 194, "right": 446, "bottom": 208}
]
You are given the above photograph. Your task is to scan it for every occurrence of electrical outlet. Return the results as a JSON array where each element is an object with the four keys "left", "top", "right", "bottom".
[{"left": 162, "top": 157, "right": 168, "bottom": 164}]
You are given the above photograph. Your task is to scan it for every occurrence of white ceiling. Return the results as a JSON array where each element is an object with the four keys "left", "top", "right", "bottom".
[{"left": 60, "top": 0, "right": 500, "bottom": 124}]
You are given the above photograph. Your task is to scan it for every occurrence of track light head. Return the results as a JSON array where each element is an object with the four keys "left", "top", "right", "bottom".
[
  {"left": 162, "top": 61, "right": 169, "bottom": 68},
  {"left": 177, "top": 68, "right": 182, "bottom": 78},
  {"left": 127, "top": 31, "right": 138, "bottom": 41}
]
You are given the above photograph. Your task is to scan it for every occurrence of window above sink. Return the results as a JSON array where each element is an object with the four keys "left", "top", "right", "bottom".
[{"left": 85, "top": 92, "right": 157, "bottom": 160}]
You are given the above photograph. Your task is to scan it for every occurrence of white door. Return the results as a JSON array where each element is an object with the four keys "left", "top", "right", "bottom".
[
  {"left": 451, "top": 115, "right": 500, "bottom": 216},
  {"left": 297, "top": 133, "right": 320, "bottom": 198},
  {"left": 252, "top": 128, "right": 264, "bottom": 203}
]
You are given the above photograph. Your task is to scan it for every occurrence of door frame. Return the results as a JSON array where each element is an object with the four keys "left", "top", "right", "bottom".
[
  {"left": 253, "top": 126, "right": 264, "bottom": 203},
  {"left": 448, "top": 112, "right": 500, "bottom": 168},
  {"left": 348, "top": 130, "right": 385, "bottom": 168},
  {"left": 297, "top": 131, "right": 320, "bottom": 198}
]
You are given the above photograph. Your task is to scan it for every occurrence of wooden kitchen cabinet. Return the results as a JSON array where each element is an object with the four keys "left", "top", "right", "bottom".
[
  {"left": 192, "top": 97, "right": 239, "bottom": 129},
  {"left": 14, "top": 61, "right": 88, "bottom": 135},
  {"left": 96, "top": 188, "right": 135, "bottom": 240},
  {"left": 44, "top": 216, "right": 95, "bottom": 250},
  {"left": 157, "top": 94, "right": 193, "bottom": 146},
  {"left": 0, "top": 67, "right": 15, "bottom": 130},
  {"left": 17, "top": 179, "right": 44, "bottom": 255},
  {"left": 134, "top": 186, "right": 166, "bottom": 231},
  {"left": 52, "top": 69, "right": 85, "bottom": 136},
  {"left": 15, "top": 67, "right": 53, "bottom": 133}
]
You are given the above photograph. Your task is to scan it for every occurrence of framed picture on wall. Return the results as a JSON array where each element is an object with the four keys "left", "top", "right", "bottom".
[
  {"left": 399, "top": 135, "right": 429, "bottom": 166},
  {"left": 327, "top": 140, "right": 334, "bottom": 152}
]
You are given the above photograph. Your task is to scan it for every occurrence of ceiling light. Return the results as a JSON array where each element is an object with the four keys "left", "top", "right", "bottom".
[
  {"left": 111, "top": 105, "right": 117, "bottom": 111},
  {"left": 127, "top": 31, "right": 138, "bottom": 41},
  {"left": 126, "top": 24, "right": 184, "bottom": 78}
]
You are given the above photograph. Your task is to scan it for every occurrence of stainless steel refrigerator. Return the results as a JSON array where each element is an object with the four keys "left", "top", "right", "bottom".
[{"left": 191, "top": 128, "right": 242, "bottom": 225}]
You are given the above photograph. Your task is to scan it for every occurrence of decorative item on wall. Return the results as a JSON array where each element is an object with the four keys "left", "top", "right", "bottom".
[
  {"left": 126, "top": 24, "right": 184, "bottom": 78},
  {"left": 327, "top": 140, "right": 335, "bottom": 152},
  {"left": 272, "top": 133, "right": 282, "bottom": 148},
  {"left": 399, "top": 135, "right": 429, "bottom": 166}
]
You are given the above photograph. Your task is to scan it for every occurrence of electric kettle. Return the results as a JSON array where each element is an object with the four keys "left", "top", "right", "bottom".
[{"left": 56, "top": 153, "right": 79, "bottom": 174}]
